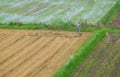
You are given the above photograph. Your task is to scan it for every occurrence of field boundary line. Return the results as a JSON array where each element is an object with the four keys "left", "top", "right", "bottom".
[{"left": 53, "top": 29, "right": 106, "bottom": 77}]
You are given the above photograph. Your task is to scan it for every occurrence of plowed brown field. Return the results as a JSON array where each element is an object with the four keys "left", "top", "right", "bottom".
[{"left": 0, "top": 29, "right": 92, "bottom": 77}]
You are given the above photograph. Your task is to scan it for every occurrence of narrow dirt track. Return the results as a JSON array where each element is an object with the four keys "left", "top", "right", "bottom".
[
  {"left": 109, "top": 12, "right": 120, "bottom": 28},
  {"left": 0, "top": 29, "right": 92, "bottom": 77}
]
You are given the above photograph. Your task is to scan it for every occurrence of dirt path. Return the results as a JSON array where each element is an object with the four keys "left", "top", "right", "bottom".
[
  {"left": 72, "top": 33, "right": 120, "bottom": 77},
  {"left": 109, "top": 12, "right": 120, "bottom": 28},
  {"left": 0, "top": 29, "right": 92, "bottom": 77}
]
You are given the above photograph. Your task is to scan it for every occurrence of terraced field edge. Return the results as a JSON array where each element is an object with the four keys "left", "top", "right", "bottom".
[
  {"left": 53, "top": 29, "right": 106, "bottom": 77},
  {"left": 0, "top": 22, "right": 76, "bottom": 31}
]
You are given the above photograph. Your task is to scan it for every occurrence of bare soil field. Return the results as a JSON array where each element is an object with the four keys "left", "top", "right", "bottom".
[
  {"left": 72, "top": 33, "right": 120, "bottom": 77},
  {"left": 0, "top": 29, "right": 92, "bottom": 77},
  {"left": 109, "top": 12, "right": 120, "bottom": 28}
]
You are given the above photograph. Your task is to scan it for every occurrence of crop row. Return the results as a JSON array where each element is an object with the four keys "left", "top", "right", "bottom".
[{"left": 0, "top": 0, "right": 117, "bottom": 25}]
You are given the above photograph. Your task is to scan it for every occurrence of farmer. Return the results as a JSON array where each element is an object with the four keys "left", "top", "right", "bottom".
[{"left": 76, "top": 24, "right": 81, "bottom": 32}]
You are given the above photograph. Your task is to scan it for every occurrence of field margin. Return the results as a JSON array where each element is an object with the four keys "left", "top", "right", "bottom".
[
  {"left": 100, "top": 0, "right": 120, "bottom": 26},
  {"left": 53, "top": 29, "right": 107, "bottom": 77}
]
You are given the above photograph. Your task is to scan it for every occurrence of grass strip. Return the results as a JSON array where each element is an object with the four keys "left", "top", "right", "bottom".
[
  {"left": 0, "top": 22, "right": 76, "bottom": 31},
  {"left": 0, "top": 23, "right": 100, "bottom": 32},
  {"left": 106, "top": 29, "right": 120, "bottom": 33},
  {"left": 53, "top": 29, "right": 106, "bottom": 77}
]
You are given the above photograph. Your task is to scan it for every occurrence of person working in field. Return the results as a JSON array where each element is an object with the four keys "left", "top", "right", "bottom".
[{"left": 76, "top": 24, "right": 81, "bottom": 32}]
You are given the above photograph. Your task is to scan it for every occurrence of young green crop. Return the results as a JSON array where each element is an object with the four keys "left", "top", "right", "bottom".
[{"left": 0, "top": 0, "right": 118, "bottom": 25}]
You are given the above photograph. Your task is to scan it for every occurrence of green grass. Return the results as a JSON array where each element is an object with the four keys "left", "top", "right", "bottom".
[
  {"left": 104, "top": 28, "right": 120, "bottom": 33},
  {"left": 0, "top": 24, "right": 37, "bottom": 30},
  {"left": 0, "top": 22, "right": 75, "bottom": 31},
  {"left": 1, "top": 22, "right": 119, "bottom": 32},
  {"left": 0, "top": 22, "right": 101, "bottom": 32}
]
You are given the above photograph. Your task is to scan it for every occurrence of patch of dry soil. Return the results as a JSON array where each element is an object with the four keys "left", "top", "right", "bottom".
[
  {"left": 0, "top": 29, "right": 92, "bottom": 77},
  {"left": 109, "top": 12, "right": 120, "bottom": 28}
]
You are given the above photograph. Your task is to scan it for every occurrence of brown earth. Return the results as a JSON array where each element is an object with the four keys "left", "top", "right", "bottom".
[
  {"left": 109, "top": 12, "right": 120, "bottom": 28},
  {"left": 72, "top": 33, "right": 120, "bottom": 77},
  {"left": 0, "top": 29, "right": 92, "bottom": 77}
]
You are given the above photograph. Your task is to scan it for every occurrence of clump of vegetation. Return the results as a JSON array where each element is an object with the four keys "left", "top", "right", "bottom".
[{"left": 0, "top": 21, "right": 104, "bottom": 32}]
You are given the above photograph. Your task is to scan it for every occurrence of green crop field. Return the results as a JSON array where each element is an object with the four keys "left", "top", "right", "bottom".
[{"left": 0, "top": 0, "right": 118, "bottom": 25}]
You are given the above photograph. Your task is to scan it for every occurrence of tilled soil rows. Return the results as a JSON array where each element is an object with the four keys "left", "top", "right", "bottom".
[
  {"left": 72, "top": 33, "right": 120, "bottom": 77},
  {"left": 0, "top": 29, "right": 92, "bottom": 77}
]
